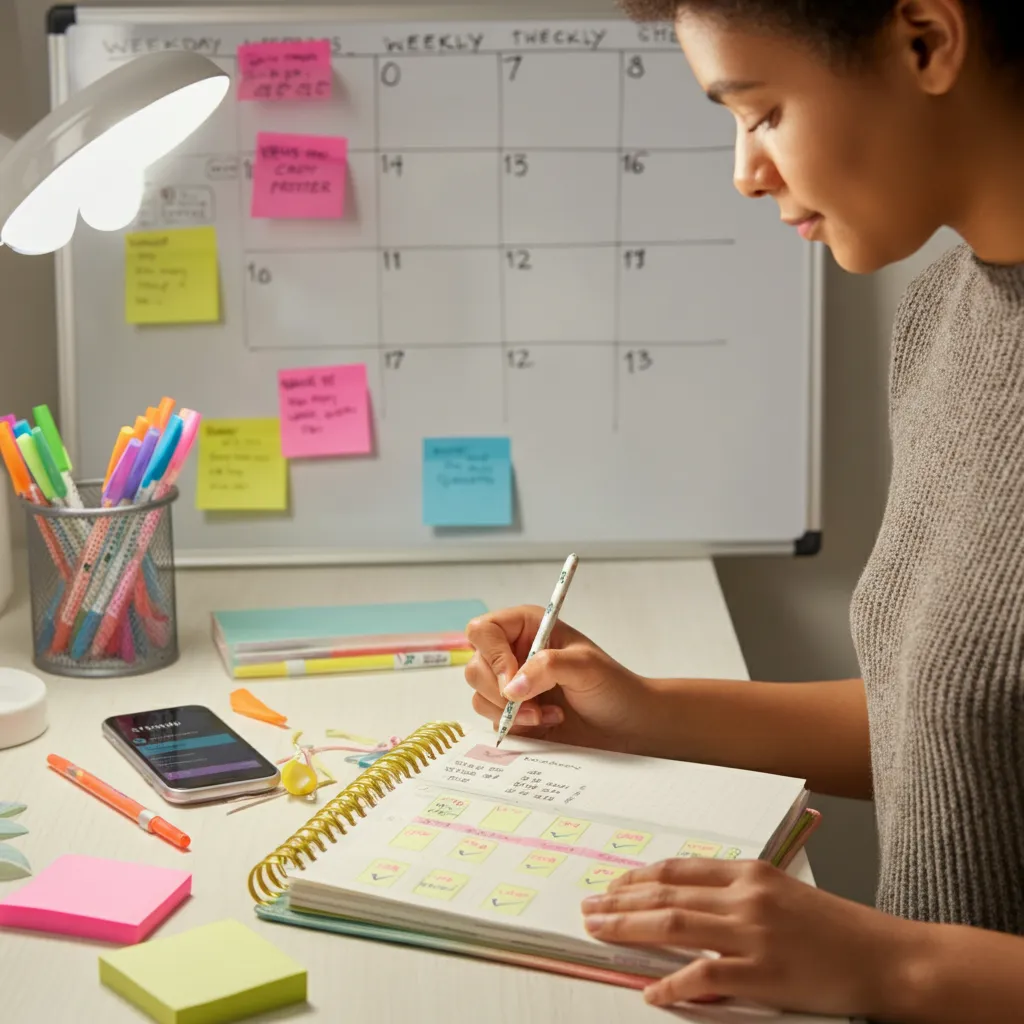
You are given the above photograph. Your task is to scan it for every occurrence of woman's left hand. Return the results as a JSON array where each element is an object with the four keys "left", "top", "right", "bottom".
[{"left": 581, "top": 858, "right": 916, "bottom": 1016}]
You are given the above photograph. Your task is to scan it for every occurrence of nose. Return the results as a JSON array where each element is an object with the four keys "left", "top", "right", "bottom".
[{"left": 733, "top": 125, "right": 781, "bottom": 199}]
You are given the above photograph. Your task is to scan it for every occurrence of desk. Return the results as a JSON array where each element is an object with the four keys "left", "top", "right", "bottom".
[{"left": 0, "top": 557, "right": 839, "bottom": 1023}]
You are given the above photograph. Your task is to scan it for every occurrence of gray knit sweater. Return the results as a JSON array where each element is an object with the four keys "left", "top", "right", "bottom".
[{"left": 850, "top": 243, "right": 1024, "bottom": 932}]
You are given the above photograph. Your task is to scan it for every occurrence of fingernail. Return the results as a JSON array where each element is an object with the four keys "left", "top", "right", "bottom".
[
  {"left": 643, "top": 984, "right": 664, "bottom": 1006},
  {"left": 540, "top": 705, "right": 563, "bottom": 725},
  {"left": 503, "top": 673, "right": 529, "bottom": 699},
  {"left": 497, "top": 673, "right": 508, "bottom": 697},
  {"left": 518, "top": 707, "right": 540, "bottom": 726},
  {"left": 583, "top": 914, "right": 607, "bottom": 932},
  {"left": 581, "top": 896, "right": 605, "bottom": 911}
]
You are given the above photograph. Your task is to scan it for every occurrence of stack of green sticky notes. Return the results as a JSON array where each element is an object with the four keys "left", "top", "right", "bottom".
[{"left": 99, "top": 919, "right": 307, "bottom": 1024}]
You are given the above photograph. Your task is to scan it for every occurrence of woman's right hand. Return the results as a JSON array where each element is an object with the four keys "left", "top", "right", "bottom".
[{"left": 464, "top": 606, "right": 654, "bottom": 752}]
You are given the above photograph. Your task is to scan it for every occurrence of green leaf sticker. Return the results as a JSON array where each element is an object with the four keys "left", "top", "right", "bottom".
[
  {"left": 0, "top": 802, "right": 26, "bottom": 818},
  {"left": 0, "top": 843, "right": 31, "bottom": 881},
  {"left": 0, "top": 819, "right": 27, "bottom": 839}
]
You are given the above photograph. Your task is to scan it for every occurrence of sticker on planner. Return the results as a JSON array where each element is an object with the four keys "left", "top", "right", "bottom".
[
  {"left": 390, "top": 825, "right": 439, "bottom": 851},
  {"left": 678, "top": 839, "right": 722, "bottom": 859},
  {"left": 722, "top": 847, "right": 743, "bottom": 859},
  {"left": 579, "top": 864, "right": 629, "bottom": 892},
  {"left": 483, "top": 884, "right": 537, "bottom": 917},
  {"left": 480, "top": 804, "right": 531, "bottom": 833},
  {"left": 450, "top": 837, "right": 497, "bottom": 864},
  {"left": 465, "top": 745, "right": 521, "bottom": 766},
  {"left": 541, "top": 816, "right": 590, "bottom": 842},
  {"left": 414, "top": 870, "right": 469, "bottom": 901},
  {"left": 518, "top": 850, "right": 567, "bottom": 877},
  {"left": 424, "top": 794, "right": 471, "bottom": 821},
  {"left": 604, "top": 829, "right": 652, "bottom": 855},
  {"left": 357, "top": 859, "right": 409, "bottom": 888}
]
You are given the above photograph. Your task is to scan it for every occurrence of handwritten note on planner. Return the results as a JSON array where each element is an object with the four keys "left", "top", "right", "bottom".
[
  {"left": 124, "top": 227, "right": 219, "bottom": 325},
  {"left": 423, "top": 438, "right": 512, "bottom": 528},
  {"left": 196, "top": 419, "right": 288, "bottom": 511},
  {"left": 277, "top": 364, "right": 371, "bottom": 458},
  {"left": 237, "top": 39, "right": 333, "bottom": 101},
  {"left": 252, "top": 133, "right": 347, "bottom": 219}
]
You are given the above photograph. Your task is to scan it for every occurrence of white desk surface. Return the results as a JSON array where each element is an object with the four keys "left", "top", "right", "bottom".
[{"left": 0, "top": 557, "right": 840, "bottom": 1023}]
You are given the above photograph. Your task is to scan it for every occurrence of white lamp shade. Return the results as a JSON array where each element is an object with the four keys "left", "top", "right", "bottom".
[{"left": 0, "top": 51, "right": 229, "bottom": 255}]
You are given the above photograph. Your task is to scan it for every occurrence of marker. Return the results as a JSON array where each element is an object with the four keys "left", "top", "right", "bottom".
[
  {"left": 32, "top": 404, "right": 83, "bottom": 508},
  {"left": 104, "top": 427, "right": 133, "bottom": 488},
  {"left": 46, "top": 753, "right": 190, "bottom": 850},
  {"left": 13, "top": 419, "right": 31, "bottom": 438},
  {"left": 155, "top": 397, "right": 175, "bottom": 430}
]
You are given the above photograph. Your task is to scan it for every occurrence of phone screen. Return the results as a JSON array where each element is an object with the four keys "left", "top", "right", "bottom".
[{"left": 104, "top": 705, "right": 278, "bottom": 790}]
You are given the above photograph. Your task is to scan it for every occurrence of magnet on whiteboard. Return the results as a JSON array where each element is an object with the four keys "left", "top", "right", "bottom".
[{"left": 0, "top": 668, "right": 48, "bottom": 750}]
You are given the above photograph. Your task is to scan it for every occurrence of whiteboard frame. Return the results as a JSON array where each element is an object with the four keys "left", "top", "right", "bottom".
[{"left": 49, "top": 5, "right": 824, "bottom": 567}]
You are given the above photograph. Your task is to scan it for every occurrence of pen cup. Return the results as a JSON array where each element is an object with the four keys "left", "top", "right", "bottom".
[{"left": 22, "top": 481, "right": 179, "bottom": 678}]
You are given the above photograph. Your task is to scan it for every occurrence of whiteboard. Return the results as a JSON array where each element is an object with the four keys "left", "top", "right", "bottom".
[{"left": 50, "top": 6, "right": 823, "bottom": 566}]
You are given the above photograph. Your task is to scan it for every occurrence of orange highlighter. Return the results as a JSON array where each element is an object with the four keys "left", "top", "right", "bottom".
[{"left": 46, "top": 754, "right": 191, "bottom": 850}]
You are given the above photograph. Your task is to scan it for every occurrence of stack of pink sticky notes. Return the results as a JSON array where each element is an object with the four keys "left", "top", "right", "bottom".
[{"left": 0, "top": 854, "right": 191, "bottom": 943}]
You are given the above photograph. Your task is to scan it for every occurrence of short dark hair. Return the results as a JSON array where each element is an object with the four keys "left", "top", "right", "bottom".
[{"left": 618, "top": 1, "right": 1024, "bottom": 75}]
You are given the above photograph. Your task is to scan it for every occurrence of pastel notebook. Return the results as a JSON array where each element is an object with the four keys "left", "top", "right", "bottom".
[
  {"left": 0, "top": 854, "right": 190, "bottom": 943},
  {"left": 100, "top": 919, "right": 307, "bottom": 1024},
  {"left": 212, "top": 599, "right": 486, "bottom": 679},
  {"left": 250, "top": 723, "right": 821, "bottom": 987}
]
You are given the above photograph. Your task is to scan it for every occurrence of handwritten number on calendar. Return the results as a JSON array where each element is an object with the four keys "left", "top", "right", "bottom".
[
  {"left": 623, "top": 248, "right": 647, "bottom": 270},
  {"left": 624, "top": 350, "right": 654, "bottom": 373},
  {"left": 507, "top": 348, "right": 534, "bottom": 369},
  {"left": 626, "top": 55, "right": 646, "bottom": 78},
  {"left": 381, "top": 154, "right": 404, "bottom": 176},
  {"left": 384, "top": 350, "right": 405, "bottom": 370},
  {"left": 380, "top": 61, "right": 401, "bottom": 87},
  {"left": 383, "top": 251, "right": 402, "bottom": 271},
  {"left": 623, "top": 152, "right": 647, "bottom": 174},
  {"left": 506, "top": 249, "right": 532, "bottom": 271},
  {"left": 246, "top": 263, "right": 271, "bottom": 285},
  {"left": 504, "top": 55, "right": 523, "bottom": 81},
  {"left": 504, "top": 153, "right": 529, "bottom": 177}
]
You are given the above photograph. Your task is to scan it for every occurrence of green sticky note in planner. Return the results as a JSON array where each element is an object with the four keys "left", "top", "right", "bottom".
[
  {"left": 99, "top": 919, "right": 307, "bottom": 1024},
  {"left": 196, "top": 419, "right": 288, "bottom": 512},
  {"left": 423, "top": 437, "right": 512, "bottom": 527}
]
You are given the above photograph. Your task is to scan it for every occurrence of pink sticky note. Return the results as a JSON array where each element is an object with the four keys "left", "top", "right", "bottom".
[
  {"left": 237, "top": 39, "right": 332, "bottom": 101},
  {"left": 0, "top": 854, "right": 191, "bottom": 944},
  {"left": 277, "top": 363, "right": 372, "bottom": 459},
  {"left": 252, "top": 132, "right": 347, "bottom": 220}
]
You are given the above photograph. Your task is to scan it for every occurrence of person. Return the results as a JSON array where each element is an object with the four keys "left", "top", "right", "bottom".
[{"left": 464, "top": 1, "right": 1024, "bottom": 1020}]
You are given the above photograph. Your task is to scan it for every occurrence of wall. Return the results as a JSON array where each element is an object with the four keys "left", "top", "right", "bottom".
[{"left": 3, "top": 0, "right": 960, "bottom": 904}]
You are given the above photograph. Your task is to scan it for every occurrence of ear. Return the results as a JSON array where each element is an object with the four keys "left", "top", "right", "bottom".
[{"left": 890, "top": 0, "right": 967, "bottom": 96}]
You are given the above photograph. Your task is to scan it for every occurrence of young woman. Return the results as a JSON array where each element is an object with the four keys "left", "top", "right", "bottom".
[{"left": 465, "top": 1, "right": 1024, "bottom": 1019}]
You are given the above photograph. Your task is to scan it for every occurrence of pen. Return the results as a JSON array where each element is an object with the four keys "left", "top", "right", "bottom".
[
  {"left": 46, "top": 753, "right": 190, "bottom": 850},
  {"left": 32, "top": 405, "right": 83, "bottom": 509},
  {"left": 105, "top": 426, "right": 134, "bottom": 487},
  {"left": 495, "top": 553, "right": 579, "bottom": 747}
]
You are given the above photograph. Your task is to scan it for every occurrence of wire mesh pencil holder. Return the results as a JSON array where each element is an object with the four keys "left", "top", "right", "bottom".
[{"left": 22, "top": 481, "right": 179, "bottom": 678}]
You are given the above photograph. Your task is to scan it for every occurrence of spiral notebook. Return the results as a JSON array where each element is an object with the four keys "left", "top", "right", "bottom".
[{"left": 250, "top": 723, "right": 821, "bottom": 988}]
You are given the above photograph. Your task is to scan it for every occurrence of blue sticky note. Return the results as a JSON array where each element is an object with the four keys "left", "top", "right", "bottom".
[{"left": 423, "top": 437, "right": 512, "bottom": 528}]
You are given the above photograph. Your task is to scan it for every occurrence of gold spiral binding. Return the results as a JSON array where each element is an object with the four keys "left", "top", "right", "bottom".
[{"left": 248, "top": 721, "right": 465, "bottom": 903}]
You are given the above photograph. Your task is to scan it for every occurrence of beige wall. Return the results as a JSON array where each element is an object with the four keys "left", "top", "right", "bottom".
[{"left": 2, "top": 0, "right": 960, "bottom": 905}]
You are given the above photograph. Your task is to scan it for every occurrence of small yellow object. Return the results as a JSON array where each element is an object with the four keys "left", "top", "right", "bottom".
[{"left": 281, "top": 758, "right": 318, "bottom": 797}]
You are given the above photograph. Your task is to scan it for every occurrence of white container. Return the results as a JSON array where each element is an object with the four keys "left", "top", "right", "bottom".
[{"left": 0, "top": 491, "right": 12, "bottom": 617}]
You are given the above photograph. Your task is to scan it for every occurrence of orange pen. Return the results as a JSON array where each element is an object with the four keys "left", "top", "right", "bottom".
[
  {"left": 132, "top": 415, "right": 150, "bottom": 441},
  {"left": 46, "top": 754, "right": 191, "bottom": 851},
  {"left": 104, "top": 426, "right": 134, "bottom": 488},
  {"left": 155, "top": 396, "right": 175, "bottom": 430}
]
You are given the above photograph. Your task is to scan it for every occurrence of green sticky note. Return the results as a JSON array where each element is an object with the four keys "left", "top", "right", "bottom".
[
  {"left": 196, "top": 419, "right": 288, "bottom": 512},
  {"left": 99, "top": 919, "right": 306, "bottom": 1024},
  {"left": 125, "top": 226, "right": 221, "bottom": 325}
]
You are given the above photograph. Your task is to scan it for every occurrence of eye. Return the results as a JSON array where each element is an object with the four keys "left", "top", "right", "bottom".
[{"left": 747, "top": 106, "right": 781, "bottom": 133}]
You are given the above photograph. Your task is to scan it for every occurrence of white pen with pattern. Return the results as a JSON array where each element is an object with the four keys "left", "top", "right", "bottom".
[{"left": 495, "top": 553, "right": 579, "bottom": 747}]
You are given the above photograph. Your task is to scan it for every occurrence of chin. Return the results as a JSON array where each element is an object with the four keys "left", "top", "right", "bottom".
[{"left": 828, "top": 244, "right": 893, "bottom": 275}]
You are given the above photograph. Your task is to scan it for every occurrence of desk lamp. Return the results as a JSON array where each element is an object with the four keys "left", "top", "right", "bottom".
[{"left": 0, "top": 51, "right": 229, "bottom": 255}]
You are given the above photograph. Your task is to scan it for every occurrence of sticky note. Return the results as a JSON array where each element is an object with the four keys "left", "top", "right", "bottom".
[
  {"left": 277, "top": 363, "right": 371, "bottom": 458},
  {"left": 125, "top": 227, "right": 220, "bottom": 325},
  {"left": 424, "top": 794, "right": 471, "bottom": 821},
  {"left": 578, "top": 864, "right": 629, "bottom": 892},
  {"left": 423, "top": 437, "right": 513, "bottom": 528},
  {"left": 480, "top": 804, "right": 531, "bottom": 834},
  {"left": 542, "top": 816, "right": 590, "bottom": 842},
  {"left": 99, "top": 919, "right": 306, "bottom": 1024},
  {"left": 518, "top": 850, "right": 567, "bottom": 877},
  {"left": 196, "top": 419, "right": 288, "bottom": 512},
  {"left": 0, "top": 854, "right": 190, "bottom": 943},
  {"left": 450, "top": 838, "right": 497, "bottom": 864},
  {"left": 390, "top": 825, "right": 439, "bottom": 851},
  {"left": 238, "top": 39, "right": 332, "bottom": 101},
  {"left": 678, "top": 839, "right": 723, "bottom": 859},
  {"left": 483, "top": 883, "right": 537, "bottom": 917},
  {"left": 357, "top": 859, "right": 409, "bottom": 888},
  {"left": 605, "top": 829, "right": 652, "bottom": 854},
  {"left": 414, "top": 869, "right": 468, "bottom": 901},
  {"left": 252, "top": 132, "right": 347, "bottom": 219}
]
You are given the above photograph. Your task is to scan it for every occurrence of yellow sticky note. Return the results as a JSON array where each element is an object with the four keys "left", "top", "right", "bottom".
[
  {"left": 678, "top": 839, "right": 722, "bottom": 859},
  {"left": 541, "top": 816, "right": 590, "bottom": 842},
  {"left": 578, "top": 863, "right": 628, "bottom": 892},
  {"left": 196, "top": 419, "right": 288, "bottom": 512},
  {"left": 480, "top": 804, "right": 531, "bottom": 834},
  {"left": 517, "top": 850, "right": 567, "bottom": 877},
  {"left": 125, "top": 226, "right": 220, "bottom": 324},
  {"left": 604, "top": 829, "right": 652, "bottom": 855},
  {"left": 450, "top": 837, "right": 497, "bottom": 864},
  {"left": 357, "top": 859, "right": 409, "bottom": 888},
  {"left": 389, "top": 825, "right": 439, "bottom": 852},
  {"left": 425, "top": 794, "right": 471, "bottom": 821},
  {"left": 414, "top": 869, "right": 468, "bottom": 901},
  {"left": 483, "top": 883, "right": 537, "bottom": 917}
]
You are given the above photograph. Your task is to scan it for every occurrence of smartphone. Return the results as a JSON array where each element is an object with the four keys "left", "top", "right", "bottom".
[{"left": 102, "top": 704, "right": 281, "bottom": 805}]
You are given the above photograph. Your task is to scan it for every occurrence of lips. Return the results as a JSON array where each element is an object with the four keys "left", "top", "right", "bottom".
[{"left": 785, "top": 214, "right": 823, "bottom": 240}]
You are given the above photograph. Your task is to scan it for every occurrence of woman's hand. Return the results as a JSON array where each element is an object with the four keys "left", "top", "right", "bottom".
[
  {"left": 464, "top": 605, "right": 655, "bottom": 751},
  {"left": 581, "top": 858, "right": 917, "bottom": 1017}
]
